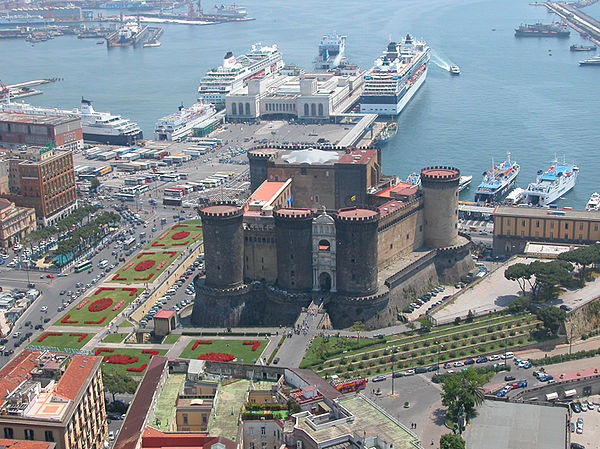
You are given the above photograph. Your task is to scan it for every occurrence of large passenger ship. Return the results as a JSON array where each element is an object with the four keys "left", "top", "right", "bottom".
[
  {"left": 474, "top": 153, "right": 520, "bottom": 204},
  {"left": 360, "top": 34, "right": 430, "bottom": 115},
  {"left": 197, "top": 43, "right": 284, "bottom": 108},
  {"left": 522, "top": 160, "right": 579, "bottom": 206},
  {"left": 154, "top": 101, "right": 217, "bottom": 141},
  {"left": 0, "top": 98, "right": 143, "bottom": 145},
  {"left": 314, "top": 34, "right": 347, "bottom": 71}
]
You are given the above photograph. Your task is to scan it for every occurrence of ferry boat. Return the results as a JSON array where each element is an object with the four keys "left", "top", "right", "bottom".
[
  {"left": 360, "top": 34, "right": 430, "bottom": 115},
  {"left": 406, "top": 172, "right": 421, "bottom": 186},
  {"left": 154, "top": 101, "right": 217, "bottom": 141},
  {"left": 514, "top": 22, "right": 570, "bottom": 37},
  {"left": 205, "top": 4, "right": 248, "bottom": 19},
  {"left": 570, "top": 44, "right": 597, "bottom": 51},
  {"left": 585, "top": 192, "right": 600, "bottom": 211},
  {"left": 0, "top": 98, "right": 143, "bottom": 145},
  {"left": 375, "top": 122, "right": 398, "bottom": 143},
  {"left": 314, "top": 34, "right": 347, "bottom": 71},
  {"left": 505, "top": 187, "right": 525, "bottom": 205},
  {"left": 0, "top": 14, "right": 53, "bottom": 26},
  {"left": 197, "top": 43, "right": 284, "bottom": 108},
  {"left": 474, "top": 153, "right": 520, "bottom": 203},
  {"left": 579, "top": 56, "right": 600, "bottom": 65},
  {"left": 449, "top": 65, "right": 460, "bottom": 75},
  {"left": 522, "top": 160, "right": 579, "bottom": 206}
]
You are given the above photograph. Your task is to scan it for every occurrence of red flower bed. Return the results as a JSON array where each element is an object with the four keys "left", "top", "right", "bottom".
[
  {"left": 172, "top": 231, "right": 190, "bottom": 240},
  {"left": 69, "top": 333, "right": 88, "bottom": 342},
  {"left": 123, "top": 287, "right": 138, "bottom": 296},
  {"left": 95, "top": 287, "right": 115, "bottom": 295},
  {"left": 113, "top": 274, "right": 127, "bottom": 281},
  {"left": 172, "top": 224, "right": 188, "bottom": 229},
  {"left": 89, "top": 298, "right": 113, "bottom": 312},
  {"left": 135, "top": 260, "right": 156, "bottom": 271},
  {"left": 137, "top": 252, "right": 154, "bottom": 259},
  {"left": 198, "top": 352, "right": 235, "bottom": 362},
  {"left": 38, "top": 332, "right": 63, "bottom": 343},
  {"left": 243, "top": 341, "right": 261, "bottom": 351},
  {"left": 195, "top": 224, "right": 203, "bottom": 228},
  {"left": 159, "top": 230, "right": 169, "bottom": 239},
  {"left": 192, "top": 340, "right": 213, "bottom": 350},
  {"left": 142, "top": 350, "right": 159, "bottom": 357},
  {"left": 134, "top": 273, "right": 154, "bottom": 281},
  {"left": 163, "top": 251, "right": 177, "bottom": 257},
  {"left": 173, "top": 241, "right": 190, "bottom": 246},
  {"left": 106, "top": 354, "right": 139, "bottom": 364},
  {"left": 61, "top": 314, "right": 78, "bottom": 324},
  {"left": 127, "top": 364, "right": 148, "bottom": 372},
  {"left": 84, "top": 316, "right": 107, "bottom": 324},
  {"left": 152, "top": 242, "right": 166, "bottom": 247},
  {"left": 192, "top": 233, "right": 201, "bottom": 239},
  {"left": 95, "top": 348, "right": 114, "bottom": 356}
]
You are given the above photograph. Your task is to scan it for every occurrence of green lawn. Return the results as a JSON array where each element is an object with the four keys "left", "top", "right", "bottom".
[
  {"left": 95, "top": 347, "right": 167, "bottom": 377},
  {"left": 118, "top": 320, "right": 133, "bottom": 328},
  {"left": 147, "top": 219, "right": 203, "bottom": 249},
  {"left": 103, "top": 333, "right": 128, "bottom": 343},
  {"left": 163, "top": 334, "right": 181, "bottom": 344},
  {"left": 58, "top": 287, "right": 142, "bottom": 327},
  {"left": 34, "top": 331, "right": 95, "bottom": 350},
  {"left": 179, "top": 339, "right": 266, "bottom": 364},
  {"left": 111, "top": 250, "right": 180, "bottom": 284}
]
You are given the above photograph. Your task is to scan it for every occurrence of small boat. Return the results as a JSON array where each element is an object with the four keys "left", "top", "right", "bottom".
[
  {"left": 586, "top": 192, "right": 600, "bottom": 211},
  {"left": 570, "top": 44, "right": 597, "bottom": 51},
  {"left": 449, "top": 65, "right": 460, "bottom": 75},
  {"left": 96, "top": 40, "right": 104, "bottom": 44},
  {"left": 143, "top": 41, "right": 161, "bottom": 47},
  {"left": 458, "top": 175, "right": 472, "bottom": 192},
  {"left": 579, "top": 56, "right": 600, "bottom": 65},
  {"left": 375, "top": 122, "right": 398, "bottom": 143}
]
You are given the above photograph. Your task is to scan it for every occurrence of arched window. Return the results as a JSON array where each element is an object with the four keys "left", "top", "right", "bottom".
[
  {"left": 231, "top": 103, "right": 237, "bottom": 115},
  {"left": 238, "top": 102, "right": 243, "bottom": 115},
  {"left": 311, "top": 104, "right": 316, "bottom": 116},
  {"left": 304, "top": 104, "right": 309, "bottom": 116},
  {"left": 245, "top": 103, "right": 250, "bottom": 115},
  {"left": 318, "top": 104, "right": 324, "bottom": 116},
  {"left": 318, "top": 239, "right": 330, "bottom": 252}
]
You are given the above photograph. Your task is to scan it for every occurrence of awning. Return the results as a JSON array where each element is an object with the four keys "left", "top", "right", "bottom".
[
  {"left": 546, "top": 392, "right": 558, "bottom": 401},
  {"left": 564, "top": 389, "right": 577, "bottom": 397}
]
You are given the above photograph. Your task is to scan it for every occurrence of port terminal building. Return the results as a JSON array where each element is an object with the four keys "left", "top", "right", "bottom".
[
  {"left": 493, "top": 206, "right": 600, "bottom": 256},
  {"left": 225, "top": 66, "right": 365, "bottom": 121},
  {"left": 192, "top": 145, "right": 474, "bottom": 329}
]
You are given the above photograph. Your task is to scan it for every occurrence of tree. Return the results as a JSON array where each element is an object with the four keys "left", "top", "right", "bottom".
[
  {"left": 504, "top": 263, "right": 532, "bottom": 294},
  {"left": 418, "top": 316, "right": 433, "bottom": 333},
  {"left": 559, "top": 243, "right": 600, "bottom": 286},
  {"left": 89, "top": 177, "right": 100, "bottom": 194},
  {"left": 508, "top": 296, "right": 531, "bottom": 315},
  {"left": 440, "top": 434, "right": 465, "bottom": 449},
  {"left": 349, "top": 321, "right": 365, "bottom": 339},
  {"left": 530, "top": 260, "right": 573, "bottom": 300},
  {"left": 536, "top": 306, "right": 566, "bottom": 335},
  {"left": 441, "top": 368, "right": 489, "bottom": 422},
  {"left": 102, "top": 372, "right": 138, "bottom": 402}
]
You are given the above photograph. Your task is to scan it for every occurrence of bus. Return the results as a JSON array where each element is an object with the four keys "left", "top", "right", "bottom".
[
  {"left": 164, "top": 188, "right": 184, "bottom": 198},
  {"left": 163, "top": 197, "right": 183, "bottom": 207},
  {"left": 330, "top": 377, "right": 367, "bottom": 394},
  {"left": 115, "top": 193, "right": 135, "bottom": 202},
  {"left": 98, "top": 259, "right": 108, "bottom": 269},
  {"left": 123, "top": 237, "right": 136, "bottom": 250},
  {"left": 74, "top": 259, "right": 92, "bottom": 273}
]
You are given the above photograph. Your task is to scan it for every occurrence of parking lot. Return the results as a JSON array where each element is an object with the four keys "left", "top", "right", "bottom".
[{"left": 570, "top": 395, "right": 600, "bottom": 448}]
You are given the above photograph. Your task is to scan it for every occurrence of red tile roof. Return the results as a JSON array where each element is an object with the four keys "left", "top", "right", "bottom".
[
  {"left": 142, "top": 427, "right": 236, "bottom": 449},
  {"left": 249, "top": 180, "right": 287, "bottom": 203},
  {"left": 55, "top": 355, "right": 98, "bottom": 401},
  {"left": 337, "top": 148, "right": 377, "bottom": 165},
  {"left": 154, "top": 309, "right": 176, "bottom": 319},
  {"left": 0, "top": 439, "right": 55, "bottom": 449},
  {"left": 0, "top": 350, "right": 43, "bottom": 408}
]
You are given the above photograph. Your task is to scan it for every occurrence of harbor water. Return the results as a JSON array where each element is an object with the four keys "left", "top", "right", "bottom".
[{"left": 2, "top": 0, "right": 599, "bottom": 208}]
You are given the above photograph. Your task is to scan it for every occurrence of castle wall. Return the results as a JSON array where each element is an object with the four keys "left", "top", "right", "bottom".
[
  {"left": 377, "top": 201, "right": 424, "bottom": 267},
  {"left": 267, "top": 165, "right": 336, "bottom": 209},
  {"left": 244, "top": 224, "right": 278, "bottom": 283}
]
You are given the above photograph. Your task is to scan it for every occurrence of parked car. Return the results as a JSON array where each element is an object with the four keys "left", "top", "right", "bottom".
[
  {"left": 372, "top": 375, "right": 386, "bottom": 382},
  {"left": 504, "top": 375, "right": 516, "bottom": 381}
]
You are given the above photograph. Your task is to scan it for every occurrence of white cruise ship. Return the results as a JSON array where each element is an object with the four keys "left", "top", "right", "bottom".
[
  {"left": 360, "top": 34, "right": 430, "bottom": 115},
  {"left": 0, "top": 99, "right": 143, "bottom": 145},
  {"left": 154, "top": 101, "right": 217, "bottom": 141},
  {"left": 314, "top": 34, "right": 347, "bottom": 71},
  {"left": 522, "top": 160, "right": 579, "bottom": 207},
  {"left": 586, "top": 192, "right": 600, "bottom": 211},
  {"left": 197, "top": 43, "right": 284, "bottom": 108}
]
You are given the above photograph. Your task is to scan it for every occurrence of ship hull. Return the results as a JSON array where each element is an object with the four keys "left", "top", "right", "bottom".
[
  {"left": 360, "top": 66, "right": 427, "bottom": 115},
  {"left": 474, "top": 176, "right": 516, "bottom": 203},
  {"left": 83, "top": 130, "right": 143, "bottom": 145},
  {"left": 515, "top": 31, "right": 570, "bottom": 37}
]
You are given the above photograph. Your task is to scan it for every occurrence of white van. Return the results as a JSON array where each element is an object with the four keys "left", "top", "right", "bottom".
[{"left": 98, "top": 260, "right": 108, "bottom": 269}]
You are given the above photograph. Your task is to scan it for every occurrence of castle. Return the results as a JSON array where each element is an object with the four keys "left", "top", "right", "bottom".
[{"left": 192, "top": 145, "right": 474, "bottom": 329}]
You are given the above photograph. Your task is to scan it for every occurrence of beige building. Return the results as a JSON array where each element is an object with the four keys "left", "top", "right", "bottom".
[
  {"left": 0, "top": 350, "right": 107, "bottom": 449},
  {"left": 0, "top": 198, "right": 36, "bottom": 248},
  {"left": 493, "top": 206, "right": 600, "bottom": 255}
]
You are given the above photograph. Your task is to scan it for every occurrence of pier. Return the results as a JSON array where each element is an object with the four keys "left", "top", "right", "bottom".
[
  {"left": 1, "top": 79, "right": 59, "bottom": 100},
  {"left": 544, "top": 1, "right": 600, "bottom": 46}
]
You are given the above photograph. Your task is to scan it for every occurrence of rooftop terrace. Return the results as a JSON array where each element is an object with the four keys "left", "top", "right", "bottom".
[{"left": 208, "top": 379, "right": 251, "bottom": 441}]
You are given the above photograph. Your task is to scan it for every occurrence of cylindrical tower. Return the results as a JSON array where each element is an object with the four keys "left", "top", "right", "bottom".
[
  {"left": 335, "top": 208, "right": 380, "bottom": 296},
  {"left": 420, "top": 166, "right": 460, "bottom": 248},
  {"left": 273, "top": 208, "right": 313, "bottom": 291},
  {"left": 248, "top": 149, "right": 276, "bottom": 192},
  {"left": 198, "top": 202, "right": 244, "bottom": 288}
]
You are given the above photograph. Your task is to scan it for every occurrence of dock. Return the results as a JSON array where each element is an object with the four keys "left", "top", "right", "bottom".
[
  {"left": 1, "top": 78, "right": 58, "bottom": 100},
  {"left": 544, "top": 1, "right": 600, "bottom": 46}
]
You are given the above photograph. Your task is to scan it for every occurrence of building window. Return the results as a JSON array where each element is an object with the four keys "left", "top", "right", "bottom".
[
  {"left": 232, "top": 103, "right": 237, "bottom": 115},
  {"left": 536, "top": 221, "right": 540, "bottom": 228},
  {"left": 550, "top": 222, "right": 554, "bottom": 229},
  {"left": 579, "top": 223, "right": 584, "bottom": 230},
  {"left": 45, "top": 430, "right": 54, "bottom": 442},
  {"left": 565, "top": 223, "right": 569, "bottom": 229},
  {"left": 250, "top": 444, "right": 255, "bottom": 449},
  {"left": 261, "top": 427, "right": 266, "bottom": 435},
  {"left": 182, "top": 413, "right": 188, "bottom": 425},
  {"left": 521, "top": 220, "right": 525, "bottom": 226},
  {"left": 579, "top": 234, "right": 583, "bottom": 240},
  {"left": 4, "top": 428, "right": 13, "bottom": 439},
  {"left": 249, "top": 428, "right": 254, "bottom": 436},
  {"left": 25, "top": 429, "right": 34, "bottom": 440},
  {"left": 318, "top": 104, "right": 324, "bottom": 116}
]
